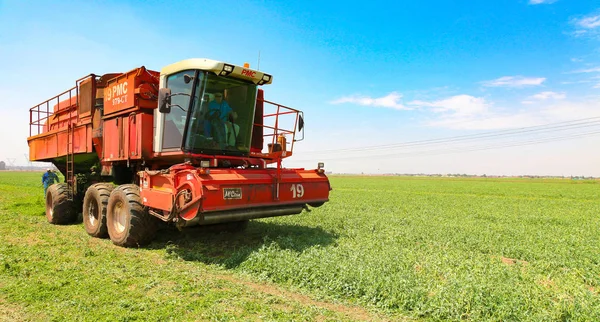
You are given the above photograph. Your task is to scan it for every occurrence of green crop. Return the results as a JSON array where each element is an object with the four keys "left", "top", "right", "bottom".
[{"left": 1, "top": 172, "right": 599, "bottom": 321}]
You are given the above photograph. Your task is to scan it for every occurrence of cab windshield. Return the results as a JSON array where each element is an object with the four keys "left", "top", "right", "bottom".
[{"left": 162, "top": 70, "right": 257, "bottom": 155}]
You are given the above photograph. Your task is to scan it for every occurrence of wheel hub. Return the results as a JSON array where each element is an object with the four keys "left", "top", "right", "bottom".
[
  {"left": 46, "top": 195, "right": 53, "bottom": 219},
  {"left": 113, "top": 201, "right": 126, "bottom": 233},
  {"left": 88, "top": 200, "right": 98, "bottom": 227}
]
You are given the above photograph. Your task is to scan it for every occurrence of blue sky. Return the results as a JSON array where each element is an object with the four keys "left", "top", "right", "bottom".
[{"left": 1, "top": 0, "right": 600, "bottom": 175}]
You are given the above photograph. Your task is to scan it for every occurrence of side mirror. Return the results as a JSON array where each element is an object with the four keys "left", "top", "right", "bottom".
[
  {"left": 158, "top": 88, "right": 172, "bottom": 113},
  {"left": 183, "top": 74, "right": 194, "bottom": 84},
  {"left": 295, "top": 113, "right": 305, "bottom": 142}
]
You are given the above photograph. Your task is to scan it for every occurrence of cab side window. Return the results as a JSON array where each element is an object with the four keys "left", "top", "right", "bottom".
[{"left": 162, "top": 71, "right": 193, "bottom": 149}]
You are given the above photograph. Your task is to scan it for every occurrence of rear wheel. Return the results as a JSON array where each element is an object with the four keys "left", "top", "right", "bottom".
[
  {"left": 45, "top": 183, "right": 76, "bottom": 224},
  {"left": 83, "top": 183, "right": 115, "bottom": 238},
  {"left": 107, "top": 184, "right": 157, "bottom": 247}
]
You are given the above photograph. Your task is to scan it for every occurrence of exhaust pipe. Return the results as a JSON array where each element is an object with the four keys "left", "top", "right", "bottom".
[{"left": 179, "top": 205, "right": 304, "bottom": 227}]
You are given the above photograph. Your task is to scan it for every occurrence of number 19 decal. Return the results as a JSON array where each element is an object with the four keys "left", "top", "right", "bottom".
[{"left": 290, "top": 184, "right": 305, "bottom": 198}]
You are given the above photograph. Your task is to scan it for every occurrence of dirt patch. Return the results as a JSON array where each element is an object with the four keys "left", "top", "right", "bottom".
[
  {"left": 215, "top": 273, "right": 397, "bottom": 321},
  {"left": 501, "top": 257, "right": 515, "bottom": 265},
  {"left": 152, "top": 257, "right": 167, "bottom": 265},
  {"left": 2, "top": 232, "right": 45, "bottom": 247},
  {"left": 500, "top": 256, "right": 529, "bottom": 266},
  {"left": 0, "top": 298, "right": 26, "bottom": 322},
  {"left": 538, "top": 278, "right": 555, "bottom": 289},
  {"left": 146, "top": 280, "right": 178, "bottom": 297}
]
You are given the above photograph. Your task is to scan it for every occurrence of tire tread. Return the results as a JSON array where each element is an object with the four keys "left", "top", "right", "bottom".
[
  {"left": 108, "top": 184, "right": 157, "bottom": 247},
  {"left": 46, "top": 183, "right": 76, "bottom": 225},
  {"left": 83, "top": 183, "right": 115, "bottom": 238}
]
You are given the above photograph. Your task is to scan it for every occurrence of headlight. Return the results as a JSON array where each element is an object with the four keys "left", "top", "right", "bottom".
[
  {"left": 223, "top": 64, "right": 234, "bottom": 72},
  {"left": 200, "top": 160, "right": 210, "bottom": 168}
]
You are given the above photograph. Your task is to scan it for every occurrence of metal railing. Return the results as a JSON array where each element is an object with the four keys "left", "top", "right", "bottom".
[
  {"left": 29, "top": 86, "right": 78, "bottom": 137},
  {"left": 28, "top": 74, "right": 95, "bottom": 200},
  {"left": 28, "top": 74, "right": 95, "bottom": 137},
  {"left": 258, "top": 99, "right": 303, "bottom": 156}
]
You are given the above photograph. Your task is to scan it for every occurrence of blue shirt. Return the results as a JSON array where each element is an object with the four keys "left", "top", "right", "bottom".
[
  {"left": 42, "top": 172, "right": 59, "bottom": 185},
  {"left": 208, "top": 100, "right": 232, "bottom": 122}
]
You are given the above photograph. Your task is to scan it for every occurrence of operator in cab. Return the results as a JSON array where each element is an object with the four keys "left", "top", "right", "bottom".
[{"left": 204, "top": 92, "right": 239, "bottom": 148}]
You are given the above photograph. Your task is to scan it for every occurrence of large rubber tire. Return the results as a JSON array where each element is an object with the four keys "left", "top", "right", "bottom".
[
  {"left": 83, "top": 183, "right": 115, "bottom": 238},
  {"left": 106, "top": 184, "right": 157, "bottom": 247},
  {"left": 45, "top": 183, "right": 77, "bottom": 225}
]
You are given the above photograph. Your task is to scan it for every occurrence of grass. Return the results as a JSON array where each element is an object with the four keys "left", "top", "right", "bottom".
[{"left": 1, "top": 172, "right": 600, "bottom": 321}]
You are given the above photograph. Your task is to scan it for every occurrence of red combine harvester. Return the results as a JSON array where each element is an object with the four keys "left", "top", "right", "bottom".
[{"left": 28, "top": 58, "right": 330, "bottom": 247}]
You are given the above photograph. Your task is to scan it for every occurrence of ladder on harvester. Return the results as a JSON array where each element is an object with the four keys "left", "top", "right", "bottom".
[
  {"left": 65, "top": 79, "right": 80, "bottom": 201},
  {"left": 65, "top": 74, "right": 95, "bottom": 200},
  {"left": 66, "top": 121, "right": 75, "bottom": 200}
]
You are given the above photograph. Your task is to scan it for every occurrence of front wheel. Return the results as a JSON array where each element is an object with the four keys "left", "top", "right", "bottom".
[{"left": 106, "top": 184, "right": 157, "bottom": 247}]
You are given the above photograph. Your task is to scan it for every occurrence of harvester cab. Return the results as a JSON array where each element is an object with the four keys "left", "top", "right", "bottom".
[
  {"left": 27, "top": 57, "right": 330, "bottom": 247},
  {"left": 152, "top": 59, "right": 303, "bottom": 163}
]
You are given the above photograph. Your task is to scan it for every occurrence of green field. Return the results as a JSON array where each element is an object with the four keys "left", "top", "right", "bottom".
[{"left": 1, "top": 172, "right": 599, "bottom": 321}]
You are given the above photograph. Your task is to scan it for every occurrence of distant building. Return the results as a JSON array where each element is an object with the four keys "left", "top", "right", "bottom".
[{"left": 0, "top": 161, "right": 5, "bottom": 170}]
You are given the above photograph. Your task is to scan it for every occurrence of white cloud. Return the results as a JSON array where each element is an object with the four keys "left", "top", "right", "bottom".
[
  {"left": 529, "top": 0, "right": 556, "bottom": 4},
  {"left": 482, "top": 76, "right": 546, "bottom": 87},
  {"left": 522, "top": 91, "right": 565, "bottom": 104},
  {"left": 530, "top": 91, "right": 566, "bottom": 100},
  {"left": 405, "top": 91, "right": 599, "bottom": 130},
  {"left": 427, "top": 101, "right": 600, "bottom": 130},
  {"left": 570, "top": 13, "right": 600, "bottom": 38},
  {"left": 408, "top": 95, "right": 489, "bottom": 116},
  {"left": 427, "top": 114, "right": 540, "bottom": 130},
  {"left": 571, "top": 67, "right": 600, "bottom": 73},
  {"left": 573, "top": 30, "right": 588, "bottom": 36},
  {"left": 561, "top": 80, "right": 592, "bottom": 85},
  {"left": 575, "top": 14, "right": 600, "bottom": 29},
  {"left": 330, "top": 91, "right": 410, "bottom": 110}
]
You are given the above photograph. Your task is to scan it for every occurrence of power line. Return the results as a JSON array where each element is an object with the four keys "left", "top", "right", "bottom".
[
  {"left": 300, "top": 116, "right": 600, "bottom": 155},
  {"left": 302, "top": 117, "right": 600, "bottom": 154},
  {"left": 394, "top": 130, "right": 600, "bottom": 158},
  {"left": 292, "top": 128, "right": 600, "bottom": 162}
]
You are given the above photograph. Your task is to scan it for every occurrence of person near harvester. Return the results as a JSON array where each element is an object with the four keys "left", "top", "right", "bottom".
[
  {"left": 204, "top": 92, "right": 239, "bottom": 148},
  {"left": 42, "top": 168, "right": 59, "bottom": 196}
]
